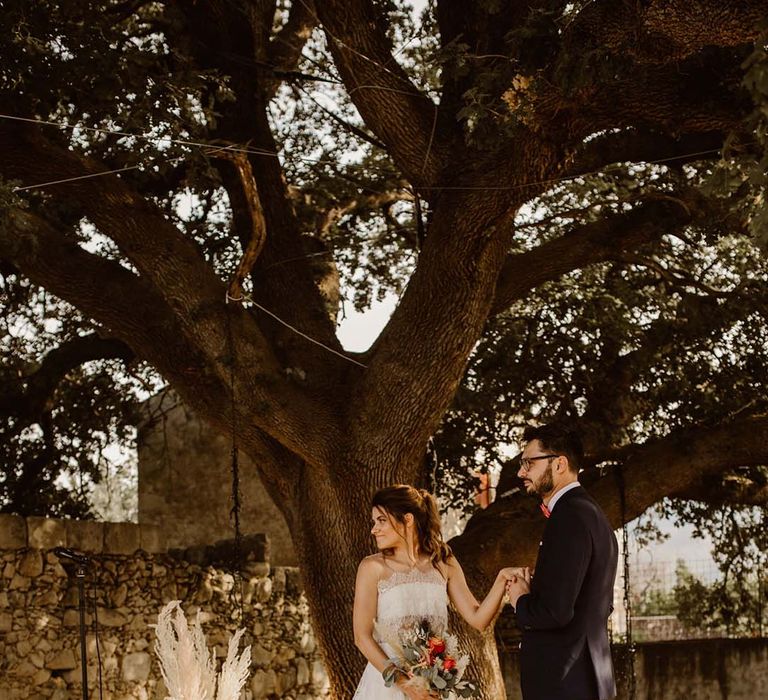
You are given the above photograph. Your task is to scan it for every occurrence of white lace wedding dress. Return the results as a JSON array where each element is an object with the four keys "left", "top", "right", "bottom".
[{"left": 353, "top": 566, "right": 449, "bottom": 698}]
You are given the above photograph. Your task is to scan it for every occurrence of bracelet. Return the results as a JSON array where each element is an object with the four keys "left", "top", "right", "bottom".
[{"left": 382, "top": 663, "right": 407, "bottom": 684}]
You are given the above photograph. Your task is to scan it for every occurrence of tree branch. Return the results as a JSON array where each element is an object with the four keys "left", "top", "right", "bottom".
[
  {"left": 267, "top": 0, "right": 317, "bottom": 94},
  {"left": 491, "top": 198, "right": 695, "bottom": 314},
  {"left": 0, "top": 121, "right": 234, "bottom": 363},
  {"left": 450, "top": 414, "right": 768, "bottom": 582},
  {"left": 0, "top": 206, "right": 341, "bottom": 467},
  {"left": 562, "top": 129, "right": 731, "bottom": 178},
  {"left": 314, "top": 0, "right": 452, "bottom": 188},
  {"left": 562, "top": 0, "right": 764, "bottom": 66},
  {"left": 0, "top": 333, "right": 134, "bottom": 432}
]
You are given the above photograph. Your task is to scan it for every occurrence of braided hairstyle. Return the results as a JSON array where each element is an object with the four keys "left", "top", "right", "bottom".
[{"left": 371, "top": 485, "right": 452, "bottom": 569}]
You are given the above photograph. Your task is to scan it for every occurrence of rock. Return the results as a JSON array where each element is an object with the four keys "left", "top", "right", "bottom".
[
  {"left": 29, "top": 651, "right": 45, "bottom": 668},
  {"left": 254, "top": 578, "right": 272, "bottom": 603},
  {"left": 152, "top": 678, "right": 169, "bottom": 700},
  {"left": 274, "top": 645, "right": 296, "bottom": 665},
  {"left": 243, "top": 561, "right": 270, "bottom": 578},
  {"left": 34, "top": 589, "right": 60, "bottom": 606},
  {"left": 194, "top": 579, "right": 213, "bottom": 604},
  {"left": 63, "top": 609, "right": 92, "bottom": 627},
  {"left": 295, "top": 657, "right": 310, "bottom": 686},
  {"left": 284, "top": 567, "right": 303, "bottom": 595},
  {"left": 161, "top": 582, "right": 178, "bottom": 600},
  {"left": 111, "top": 584, "right": 128, "bottom": 607},
  {"left": 0, "top": 612, "right": 13, "bottom": 632},
  {"left": 46, "top": 648, "right": 77, "bottom": 671},
  {"left": 15, "top": 660, "right": 37, "bottom": 677},
  {"left": 65, "top": 519, "right": 104, "bottom": 554},
  {"left": 251, "top": 644, "right": 275, "bottom": 667},
  {"left": 299, "top": 631, "right": 316, "bottom": 654},
  {"left": 0, "top": 591, "right": 8, "bottom": 607},
  {"left": 97, "top": 607, "right": 128, "bottom": 627},
  {"left": 32, "top": 669, "right": 51, "bottom": 686},
  {"left": 311, "top": 659, "right": 328, "bottom": 690},
  {"left": 0, "top": 514, "right": 27, "bottom": 548},
  {"left": 2, "top": 562, "right": 13, "bottom": 578},
  {"left": 140, "top": 524, "right": 164, "bottom": 553},
  {"left": 276, "top": 667, "right": 297, "bottom": 694},
  {"left": 272, "top": 568, "right": 286, "bottom": 594},
  {"left": 9, "top": 574, "right": 30, "bottom": 590},
  {"left": 250, "top": 669, "right": 277, "bottom": 699},
  {"left": 122, "top": 651, "right": 151, "bottom": 682},
  {"left": 27, "top": 516, "right": 66, "bottom": 549},
  {"left": 17, "top": 640, "right": 32, "bottom": 657},
  {"left": 104, "top": 523, "right": 141, "bottom": 555}
]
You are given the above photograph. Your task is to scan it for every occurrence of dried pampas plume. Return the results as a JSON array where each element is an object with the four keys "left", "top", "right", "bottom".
[{"left": 153, "top": 600, "right": 252, "bottom": 700}]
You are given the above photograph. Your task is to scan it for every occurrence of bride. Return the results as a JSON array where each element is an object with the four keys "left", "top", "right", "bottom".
[{"left": 353, "top": 484, "right": 518, "bottom": 699}]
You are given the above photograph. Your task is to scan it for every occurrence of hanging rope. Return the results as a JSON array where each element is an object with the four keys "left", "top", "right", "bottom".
[
  {"left": 616, "top": 463, "right": 637, "bottom": 700},
  {"left": 225, "top": 303, "right": 245, "bottom": 625}
]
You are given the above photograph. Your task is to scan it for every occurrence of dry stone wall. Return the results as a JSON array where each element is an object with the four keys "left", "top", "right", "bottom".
[{"left": 0, "top": 514, "right": 329, "bottom": 700}]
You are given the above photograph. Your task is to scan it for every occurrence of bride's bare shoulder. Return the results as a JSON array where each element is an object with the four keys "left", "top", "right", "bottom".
[
  {"left": 440, "top": 555, "right": 462, "bottom": 579},
  {"left": 358, "top": 552, "right": 389, "bottom": 575}
]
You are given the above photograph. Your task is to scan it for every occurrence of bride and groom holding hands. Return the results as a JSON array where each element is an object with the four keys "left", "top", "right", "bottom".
[{"left": 352, "top": 423, "right": 619, "bottom": 700}]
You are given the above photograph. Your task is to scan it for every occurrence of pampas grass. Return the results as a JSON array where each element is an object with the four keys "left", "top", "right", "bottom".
[{"left": 153, "top": 601, "right": 252, "bottom": 700}]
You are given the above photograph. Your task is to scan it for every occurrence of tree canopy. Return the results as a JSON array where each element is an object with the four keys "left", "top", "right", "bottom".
[{"left": 1, "top": 1, "right": 767, "bottom": 695}]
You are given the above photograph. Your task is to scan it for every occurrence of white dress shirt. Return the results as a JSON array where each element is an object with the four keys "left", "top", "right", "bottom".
[{"left": 546, "top": 480, "right": 581, "bottom": 513}]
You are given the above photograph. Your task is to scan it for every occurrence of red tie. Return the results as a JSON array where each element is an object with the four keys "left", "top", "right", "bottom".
[{"left": 539, "top": 503, "right": 551, "bottom": 518}]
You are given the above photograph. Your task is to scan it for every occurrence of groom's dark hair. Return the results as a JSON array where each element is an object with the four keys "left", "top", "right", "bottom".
[{"left": 523, "top": 423, "right": 583, "bottom": 474}]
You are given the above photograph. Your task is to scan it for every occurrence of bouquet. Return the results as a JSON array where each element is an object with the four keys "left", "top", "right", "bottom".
[{"left": 379, "top": 619, "right": 477, "bottom": 698}]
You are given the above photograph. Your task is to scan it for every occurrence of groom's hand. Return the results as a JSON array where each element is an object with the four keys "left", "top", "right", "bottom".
[
  {"left": 506, "top": 573, "right": 531, "bottom": 608},
  {"left": 498, "top": 566, "right": 530, "bottom": 582}
]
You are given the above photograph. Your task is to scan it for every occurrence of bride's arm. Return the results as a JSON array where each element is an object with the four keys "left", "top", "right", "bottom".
[
  {"left": 445, "top": 557, "right": 517, "bottom": 632},
  {"left": 353, "top": 557, "right": 392, "bottom": 671}
]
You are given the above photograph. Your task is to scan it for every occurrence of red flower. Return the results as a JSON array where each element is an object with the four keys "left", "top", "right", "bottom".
[
  {"left": 443, "top": 657, "right": 457, "bottom": 671},
  {"left": 428, "top": 637, "right": 446, "bottom": 654}
]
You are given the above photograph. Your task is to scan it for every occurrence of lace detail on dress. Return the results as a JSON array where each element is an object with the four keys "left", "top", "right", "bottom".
[
  {"left": 374, "top": 567, "right": 449, "bottom": 644},
  {"left": 377, "top": 566, "right": 445, "bottom": 593}
]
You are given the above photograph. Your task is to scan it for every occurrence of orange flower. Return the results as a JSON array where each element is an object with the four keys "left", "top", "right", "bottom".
[
  {"left": 428, "top": 637, "right": 446, "bottom": 654},
  {"left": 443, "top": 657, "right": 457, "bottom": 671}
]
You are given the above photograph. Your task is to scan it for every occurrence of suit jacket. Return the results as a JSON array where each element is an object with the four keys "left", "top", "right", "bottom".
[{"left": 514, "top": 486, "right": 619, "bottom": 700}]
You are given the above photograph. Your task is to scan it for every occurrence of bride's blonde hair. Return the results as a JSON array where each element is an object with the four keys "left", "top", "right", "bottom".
[{"left": 372, "top": 485, "right": 452, "bottom": 569}]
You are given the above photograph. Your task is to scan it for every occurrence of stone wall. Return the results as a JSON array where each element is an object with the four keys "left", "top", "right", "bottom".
[
  {"left": 0, "top": 514, "right": 328, "bottom": 700},
  {"left": 138, "top": 392, "right": 296, "bottom": 565},
  {"left": 499, "top": 636, "right": 768, "bottom": 699}
]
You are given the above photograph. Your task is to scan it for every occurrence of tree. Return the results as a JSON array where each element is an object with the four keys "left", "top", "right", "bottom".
[{"left": 1, "top": 1, "right": 767, "bottom": 696}]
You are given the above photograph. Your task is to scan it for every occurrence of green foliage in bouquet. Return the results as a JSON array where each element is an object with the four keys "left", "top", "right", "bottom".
[{"left": 381, "top": 619, "right": 477, "bottom": 698}]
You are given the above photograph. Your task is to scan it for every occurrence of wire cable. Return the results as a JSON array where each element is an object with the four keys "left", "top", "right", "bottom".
[{"left": 226, "top": 291, "right": 368, "bottom": 368}]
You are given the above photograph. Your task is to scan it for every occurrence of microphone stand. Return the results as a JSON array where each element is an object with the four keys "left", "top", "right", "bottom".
[
  {"left": 54, "top": 548, "right": 91, "bottom": 700},
  {"left": 75, "top": 562, "right": 89, "bottom": 700}
]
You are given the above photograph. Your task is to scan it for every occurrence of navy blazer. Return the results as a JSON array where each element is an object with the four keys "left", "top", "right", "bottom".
[{"left": 514, "top": 486, "right": 619, "bottom": 700}]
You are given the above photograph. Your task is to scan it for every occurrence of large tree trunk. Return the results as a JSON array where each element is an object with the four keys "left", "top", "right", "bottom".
[{"left": 282, "top": 458, "right": 510, "bottom": 698}]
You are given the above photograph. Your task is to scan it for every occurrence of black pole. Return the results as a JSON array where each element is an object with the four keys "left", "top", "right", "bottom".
[{"left": 75, "top": 564, "right": 89, "bottom": 700}]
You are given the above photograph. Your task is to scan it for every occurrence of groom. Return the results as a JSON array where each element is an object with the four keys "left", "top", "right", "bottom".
[{"left": 506, "top": 423, "right": 618, "bottom": 700}]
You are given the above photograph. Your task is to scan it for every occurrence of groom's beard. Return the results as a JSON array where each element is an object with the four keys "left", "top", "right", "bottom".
[{"left": 530, "top": 464, "right": 555, "bottom": 499}]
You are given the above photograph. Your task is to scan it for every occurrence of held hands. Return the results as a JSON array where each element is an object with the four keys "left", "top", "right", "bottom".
[
  {"left": 501, "top": 567, "right": 532, "bottom": 608},
  {"left": 498, "top": 567, "right": 529, "bottom": 583}
]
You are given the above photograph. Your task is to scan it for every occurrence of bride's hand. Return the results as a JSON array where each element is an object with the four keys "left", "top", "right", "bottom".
[
  {"left": 397, "top": 677, "right": 439, "bottom": 699},
  {"left": 498, "top": 566, "right": 530, "bottom": 583}
]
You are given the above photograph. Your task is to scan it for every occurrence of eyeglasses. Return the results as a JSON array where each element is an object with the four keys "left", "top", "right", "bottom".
[{"left": 519, "top": 454, "right": 560, "bottom": 472}]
